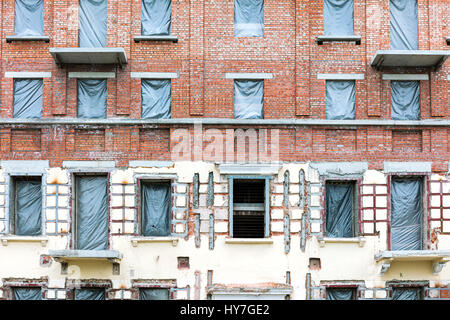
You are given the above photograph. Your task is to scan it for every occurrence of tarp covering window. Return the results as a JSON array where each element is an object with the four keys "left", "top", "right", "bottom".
[
  {"left": 14, "top": 0, "right": 44, "bottom": 36},
  {"left": 391, "top": 177, "right": 423, "bottom": 251},
  {"left": 234, "top": 0, "right": 264, "bottom": 37},
  {"left": 141, "top": 79, "right": 171, "bottom": 119},
  {"left": 79, "top": 0, "right": 107, "bottom": 47},
  {"left": 391, "top": 81, "right": 420, "bottom": 120},
  {"left": 326, "top": 80, "right": 356, "bottom": 120},
  {"left": 15, "top": 179, "right": 42, "bottom": 236},
  {"left": 325, "top": 182, "right": 354, "bottom": 238},
  {"left": 326, "top": 288, "right": 355, "bottom": 300},
  {"left": 392, "top": 287, "right": 421, "bottom": 300},
  {"left": 77, "top": 79, "right": 107, "bottom": 119},
  {"left": 76, "top": 176, "right": 108, "bottom": 250},
  {"left": 13, "top": 79, "right": 42, "bottom": 119},
  {"left": 390, "top": 0, "right": 418, "bottom": 50},
  {"left": 13, "top": 287, "right": 41, "bottom": 300},
  {"left": 141, "top": 0, "right": 171, "bottom": 36},
  {"left": 75, "top": 288, "right": 106, "bottom": 300},
  {"left": 141, "top": 182, "right": 171, "bottom": 236},
  {"left": 323, "top": 0, "right": 354, "bottom": 36},
  {"left": 234, "top": 80, "right": 264, "bottom": 119},
  {"left": 139, "top": 288, "right": 170, "bottom": 300}
]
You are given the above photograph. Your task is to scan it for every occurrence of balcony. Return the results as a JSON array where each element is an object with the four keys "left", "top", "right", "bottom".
[
  {"left": 49, "top": 48, "right": 127, "bottom": 67},
  {"left": 370, "top": 50, "right": 450, "bottom": 70},
  {"left": 48, "top": 249, "right": 122, "bottom": 263}
]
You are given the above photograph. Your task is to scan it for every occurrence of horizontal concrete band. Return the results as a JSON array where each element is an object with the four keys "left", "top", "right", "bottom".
[
  {"left": 5, "top": 35, "right": 50, "bottom": 42},
  {"left": 5, "top": 72, "right": 52, "bottom": 78},
  {"left": 225, "top": 73, "right": 273, "bottom": 80},
  {"left": 62, "top": 161, "right": 116, "bottom": 168},
  {"left": 68, "top": 72, "right": 116, "bottom": 79},
  {"left": 317, "top": 73, "right": 365, "bottom": 80},
  {"left": 1, "top": 118, "right": 449, "bottom": 127},
  {"left": 310, "top": 162, "right": 368, "bottom": 176},
  {"left": 130, "top": 72, "right": 179, "bottom": 79},
  {"left": 133, "top": 35, "right": 178, "bottom": 42},
  {"left": 382, "top": 74, "right": 429, "bottom": 81},
  {"left": 384, "top": 162, "right": 432, "bottom": 173},
  {"left": 316, "top": 35, "right": 361, "bottom": 41},
  {"left": 0, "top": 160, "right": 49, "bottom": 173}
]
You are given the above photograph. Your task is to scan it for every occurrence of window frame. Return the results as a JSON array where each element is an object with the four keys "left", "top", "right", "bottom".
[
  {"left": 2, "top": 278, "right": 47, "bottom": 300},
  {"left": 132, "top": 279, "right": 177, "bottom": 300},
  {"left": 140, "top": 78, "right": 172, "bottom": 119}
]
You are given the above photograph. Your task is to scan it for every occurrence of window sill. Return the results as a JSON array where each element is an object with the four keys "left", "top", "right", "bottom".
[
  {"left": 134, "top": 35, "right": 178, "bottom": 43},
  {"left": 131, "top": 236, "right": 179, "bottom": 247},
  {"left": 225, "top": 238, "right": 273, "bottom": 245},
  {"left": 0, "top": 235, "right": 48, "bottom": 247},
  {"left": 6, "top": 35, "right": 50, "bottom": 43},
  {"left": 316, "top": 35, "right": 361, "bottom": 45},
  {"left": 318, "top": 236, "right": 366, "bottom": 248}
]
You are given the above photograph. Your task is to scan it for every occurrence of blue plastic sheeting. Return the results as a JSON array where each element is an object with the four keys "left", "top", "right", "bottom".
[
  {"left": 139, "top": 288, "right": 170, "bottom": 300},
  {"left": 79, "top": 0, "right": 107, "bottom": 47},
  {"left": 325, "top": 182, "right": 354, "bottom": 238},
  {"left": 390, "top": 177, "right": 423, "bottom": 250},
  {"left": 323, "top": 0, "right": 354, "bottom": 36},
  {"left": 234, "top": 0, "right": 264, "bottom": 37},
  {"left": 326, "top": 80, "right": 356, "bottom": 120},
  {"left": 76, "top": 176, "right": 108, "bottom": 250},
  {"left": 13, "top": 79, "right": 43, "bottom": 119},
  {"left": 141, "top": 79, "right": 171, "bottom": 119},
  {"left": 141, "top": 0, "right": 172, "bottom": 35},
  {"left": 13, "top": 287, "right": 41, "bottom": 300},
  {"left": 391, "top": 81, "right": 420, "bottom": 120},
  {"left": 77, "top": 79, "right": 107, "bottom": 119},
  {"left": 326, "top": 288, "right": 355, "bottom": 300},
  {"left": 234, "top": 80, "right": 264, "bottom": 119},
  {"left": 392, "top": 287, "right": 421, "bottom": 300},
  {"left": 15, "top": 179, "right": 42, "bottom": 236},
  {"left": 14, "top": 0, "right": 44, "bottom": 36},
  {"left": 141, "top": 182, "right": 171, "bottom": 236},
  {"left": 390, "top": 0, "right": 418, "bottom": 50},
  {"left": 75, "top": 288, "right": 106, "bottom": 300}
]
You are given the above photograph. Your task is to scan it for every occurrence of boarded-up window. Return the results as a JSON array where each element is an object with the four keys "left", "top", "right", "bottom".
[
  {"left": 77, "top": 79, "right": 107, "bottom": 119},
  {"left": 14, "top": 0, "right": 44, "bottom": 36},
  {"left": 391, "top": 81, "right": 420, "bottom": 120},
  {"left": 79, "top": 0, "right": 107, "bottom": 47},
  {"left": 13, "top": 79, "right": 43, "bottom": 119},
  {"left": 12, "top": 287, "right": 42, "bottom": 300},
  {"left": 141, "top": 181, "right": 171, "bottom": 236},
  {"left": 325, "top": 182, "right": 355, "bottom": 238},
  {"left": 141, "top": 80, "right": 171, "bottom": 119},
  {"left": 323, "top": 0, "right": 354, "bottom": 36},
  {"left": 326, "top": 81, "right": 356, "bottom": 120},
  {"left": 392, "top": 287, "right": 423, "bottom": 300},
  {"left": 74, "top": 288, "right": 106, "bottom": 300},
  {"left": 390, "top": 0, "right": 418, "bottom": 50},
  {"left": 234, "top": 0, "right": 264, "bottom": 37},
  {"left": 139, "top": 288, "right": 170, "bottom": 300},
  {"left": 326, "top": 288, "right": 356, "bottom": 300},
  {"left": 234, "top": 80, "right": 264, "bottom": 119},
  {"left": 141, "top": 0, "right": 171, "bottom": 36}
]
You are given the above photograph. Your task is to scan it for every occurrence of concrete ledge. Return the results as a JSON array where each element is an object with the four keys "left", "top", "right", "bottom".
[
  {"left": 134, "top": 35, "right": 178, "bottom": 43},
  {"left": 310, "top": 162, "right": 368, "bottom": 176},
  {"left": 382, "top": 74, "right": 429, "bottom": 81},
  {"left": 371, "top": 50, "right": 450, "bottom": 70},
  {"left": 0, "top": 160, "right": 49, "bottom": 173},
  {"left": 209, "top": 284, "right": 292, "bottom": 295},
  {"left": 62, "top": 160, "right": 116, "bottom": 169},
  {"left": 316, "top": 35, "right": 361, "bottom": 45},
  {"left": 6, "top": 35, "right": 50, "bottom": 43},
  {"left": 130, "top": 236, "right": 179, "bottom": 247},
  {"left": 225, "top": 238, "right": 274, "bottom": 245},
  {"left": 317, "top": 73, "right": 364, "bottom": 80},
  {"left": 129, "top": 161, "right": 174, "bottom": 168},
  {"left": 447, "top": 36, "right": 450, "bottom": 45},
  {"left": 318, "top": 237, "right": 366, "bottom": 248},
  {"left": 130, "top": 72, "right": 179, "bottom": 79},
  {"left": 48, "top": 250, "right": 122, "bottom": 263},
  {"left": 225, "top": 73, "right": 273, "bottom": 80},
  {"left": 1, "top": 236, "right": 48, "bottom": 247},
  {"left": 68, "top": 72, "right": 116, "bottom": 79},
  {"left": 5, "top": 72, "right": 52, "bottom": 78},
  {"left": 218, "top": 163, "right": 281, "bottom": 175},
  {"left": 49, "top": 47, "right": 127, "bottom": 65},
  {"left": 384, "top": 161, "right": 432, "bottom": 173}
]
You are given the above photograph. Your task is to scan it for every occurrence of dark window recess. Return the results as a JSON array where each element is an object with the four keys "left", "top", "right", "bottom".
[
  {"left": 325, "top": 181, "right": 355, "bottom": 238},
  {"left": 141, "top": 181, "right": 171, "bottom": 236},
  {"left": 233, "top": 179, "right": 265, "bottom": 238},
  {"left": 326, "top": 287, "right": 356, "bottom": 300},
  {"left": 139, "top": 288, "right": 170, "bottom": 300},
  {"left": 12, "top": 287, "right": 42, "bottom": 300},
  {"left": 392, "top": 287, "right": 423, "bottom": 300},
  {"left": 74, "top": 288, "right": 106, "bottom": 300}
]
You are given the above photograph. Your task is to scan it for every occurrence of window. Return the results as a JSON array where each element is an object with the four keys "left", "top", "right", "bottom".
[
  {"left": 230, "top": 179, "right": 268, "bottom": 238},
  {"left": 234, "top": 0, "right": 264, "bottom": 37},
  {"left": 141, "top": 0, "right": 172, "bottom": 36},
  {"left": 325, "top": 181, "right": 357, "bottom": 238},
  {"left": 141, "top": 80, "right": 171, "bottom": 119},
  {"left": 390, "top": 177, "right": 424, "bottom": 250},
  {"left": 73, "top": 175, "right": 109, "bottom": 250},
  {"left": 323, "top": 0, "right": 354, "bottom": 36},
  {"left": 234, "top": 80, "right": 264, "bottom": 119},
  {"left": 13, "top": 79, "right": 43, "bottom": 119},
  {"left": 392, "top": 287, "right": 424, "bottom": 300},
  {"left": 139, "top": 288, "right": 170, "bottom": 300},
  {"left": 140, "top": 181, "right": 171, "bottom": 237},
  {"left": 79, "top": 0, "right": 107, "bottom": 47},
  {"left": 14, "top": 0, "right": 44, "bottom": 37},
  {"left": 74, "top": 288, "right": 106, "bottom": 300},
  {"left": 325, "top": 80, "right": 356, "bottom": 120},
  {"left": 11, "top": 287, "right": 42, "bottom": 300},
  {"left": 9, "top": 176, "right": 42, "bottom": 236},
  {"left": 77, "top": 79, "right": 107, "bottom": 119},
  {"left": 390, "top": 0, "right": 418, "bottom": 50},
  {"left": 390, "top": 81, "right": 420, "bottom": 120},
  {"left": 326, "top": 287, "right": 357, "bottom": 300}
]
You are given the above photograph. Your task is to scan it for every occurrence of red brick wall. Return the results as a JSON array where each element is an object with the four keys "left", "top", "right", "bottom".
[{"left": 0, "top": 0, "right": 448, "bottom": 170}]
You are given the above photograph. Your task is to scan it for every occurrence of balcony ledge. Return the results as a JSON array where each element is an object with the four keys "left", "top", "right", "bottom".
[
  {"left": 6, "top": 35, "right": 50, "bottom": 43},
  {"left": 316, "top": 35, "right": 361, "bottom": 45},
  {"left": 318, "top": 236, "right": 366, "bottom": 248},
  {"left": 370, "top": 50, "right": 450, "bottom": 70},
  {"left": 375, "top": 250, "right": 450, "bottom": 275},
  {"left": 130, "top": 236, "right": 179, "bottom": 247},
  {"left": 0, "top": 235, "right": 48, "bottom": 247},
  {"left": 225, "top": 238, "right": 273, "bottom": 245},
  {"left": 48, "top": 249, "right": 122, "bottom": 263},
  {"left": 49, "top": 47, "right": 128, "bottom": 66},
  {"left": 446, "top": 36, "right": 449, "bottom": 45},
  {"left": 134, "top": 35, "right": 178, "bottom": 43}
]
